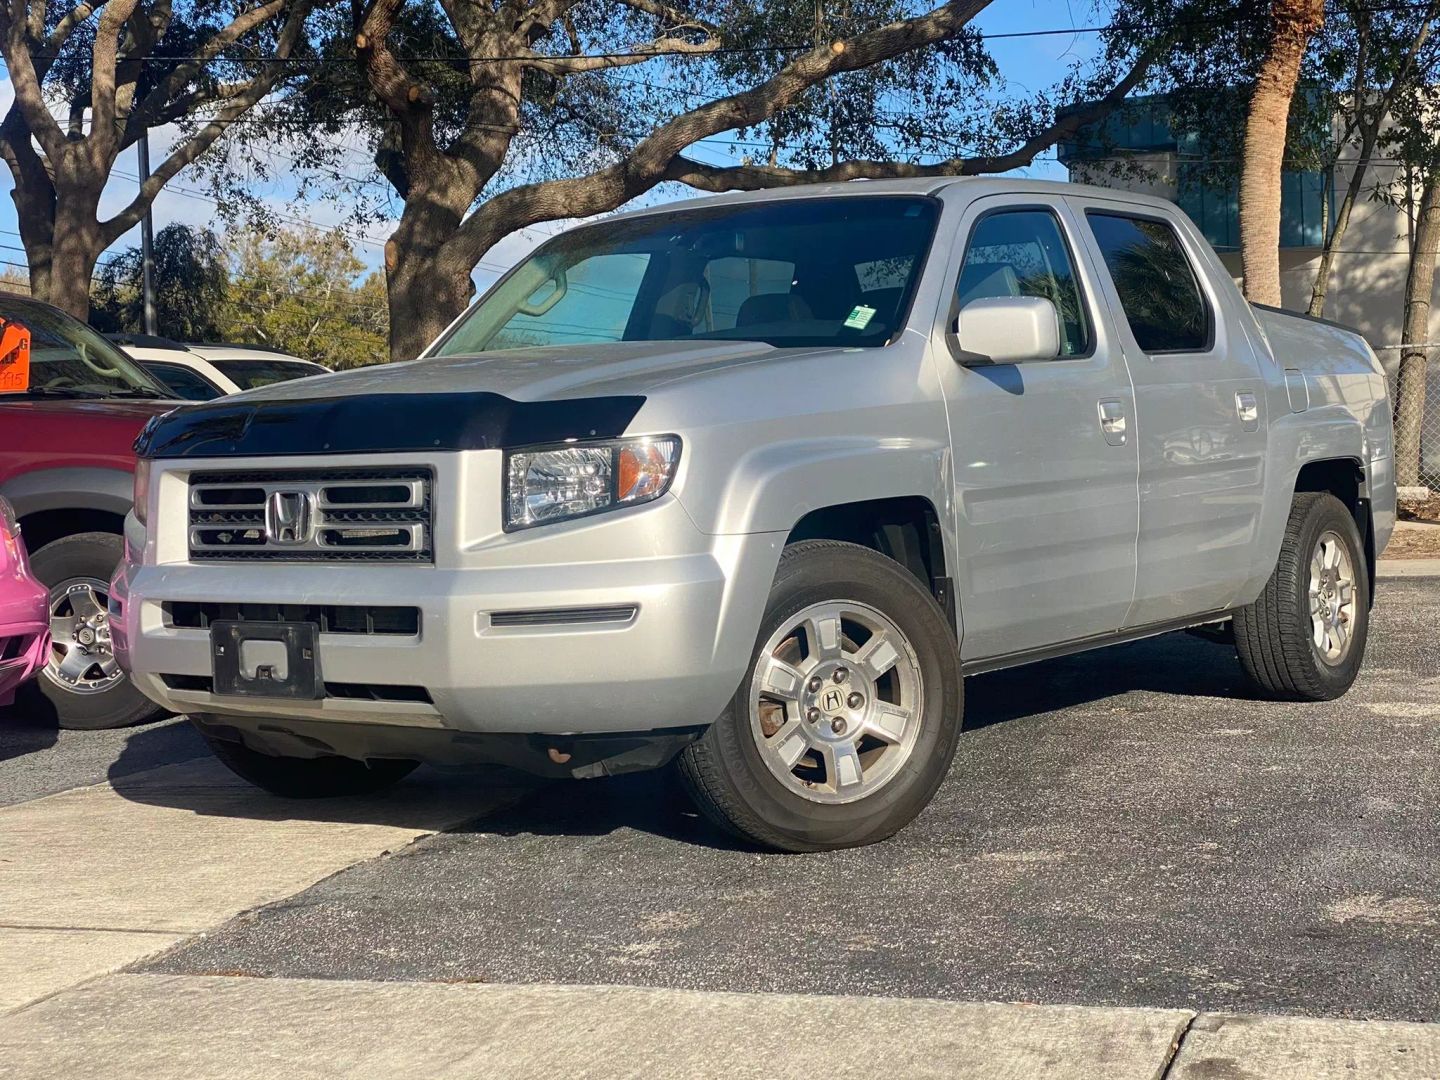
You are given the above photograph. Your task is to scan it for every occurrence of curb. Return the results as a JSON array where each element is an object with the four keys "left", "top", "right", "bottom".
[{"left": 1377, "top": 559, "right": 1440, "bottom": 578}]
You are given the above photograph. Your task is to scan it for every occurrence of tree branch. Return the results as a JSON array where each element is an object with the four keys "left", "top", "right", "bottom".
[
  {"left": 102, "top": 0, "right": 314, "bottom": 242},
  {"left": 129, "top": 0, "right": 288, "bottom": 132},
  {"left": 89, "top": 0, "right": 143, "bottom": 142},
  {"left": 450, "top": 0, "right": 1000, "bottom": 262},
  {"left": 612, "top": 0, "right": 716, "bottom": 34},
  {"left": 44, "top": 0, "right": 95, "bottom": 49},
  {"left": 0, "top": 6, "right": 68, "bottom": 158},
  {"left": 523, "top": 32, "right": 720, "bottom": 74}
]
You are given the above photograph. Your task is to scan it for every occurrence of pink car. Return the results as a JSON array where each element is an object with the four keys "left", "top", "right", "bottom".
[{"left": 0, "top": 496, "right": 48, "bottom": 707}]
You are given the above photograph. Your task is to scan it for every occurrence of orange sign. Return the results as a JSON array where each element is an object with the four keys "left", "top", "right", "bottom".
[{"left": 0, "top": 319, "right": 30, "bottom": 393}]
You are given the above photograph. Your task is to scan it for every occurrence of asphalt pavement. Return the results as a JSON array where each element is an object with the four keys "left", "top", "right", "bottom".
[
  {"left": 0, "top": 712, "right": 206, "bottom": 808},
  {"left": 140, "top": 577, "right": 1440, "bottom": 1023}
]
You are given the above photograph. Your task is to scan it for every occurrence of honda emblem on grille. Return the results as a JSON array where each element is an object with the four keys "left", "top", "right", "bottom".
[{"left": 264, "top": 490, "right": 314, "bottom": 545}]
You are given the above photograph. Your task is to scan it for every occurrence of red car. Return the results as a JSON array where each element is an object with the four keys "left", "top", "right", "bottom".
[
  {"left": 0, "top": 496, "right": 47, "bottom": 706},
  {"left": 0, "top": 296, "right": 177, "bottom": 728}
]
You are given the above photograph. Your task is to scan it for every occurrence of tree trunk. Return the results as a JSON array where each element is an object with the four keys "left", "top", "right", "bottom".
[
  {"left": 1394, "top": 174, "right": 1440, "bottom": 489},
  {"left": 42, "top": 186, "right": 106, "bottom": 319},
  {"left": 383, "top": 211, "right": 475, "bottom": 362},
  {"left": 1307, "top": 122, "right": 1379, "bottom": 318},
  {"left": 1239, "top": 0, "right": 1324, "bottom": 307}
]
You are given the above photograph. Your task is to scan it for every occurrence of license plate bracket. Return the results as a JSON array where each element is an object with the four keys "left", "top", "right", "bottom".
[{"left": 211, "top": 620, "right": 323, "bottom": 699}]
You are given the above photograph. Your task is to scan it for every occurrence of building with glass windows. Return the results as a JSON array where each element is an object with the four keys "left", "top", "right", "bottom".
[{"left": 1057, "top": 93, "right": 1430, "bottom": 359}]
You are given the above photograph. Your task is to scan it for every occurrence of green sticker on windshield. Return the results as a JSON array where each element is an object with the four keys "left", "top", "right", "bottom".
[{"left": 843, "top": 305, "right": 877, "bottom": 330}]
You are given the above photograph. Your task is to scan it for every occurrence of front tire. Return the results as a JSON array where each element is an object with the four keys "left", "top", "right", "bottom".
[
  {"left": 197, "top": 725, "right": 419, "bottom": 798},
  {"left": 1234, "top": 492, "right": 1370, "bottom": 701},
  {"left": 678, "top": 541, "right": 962, "bottom": 852},
  {"left": 22, "top": 531, "right": 165, "bottom": 730}
]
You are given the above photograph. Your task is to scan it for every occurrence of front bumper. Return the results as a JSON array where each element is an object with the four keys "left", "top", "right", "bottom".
[
  {"left": 113, "top": 451, "right": 780, "bottom": 740},
  {"left": 0, "top": 566, "right": 49, "bottom": 707}
]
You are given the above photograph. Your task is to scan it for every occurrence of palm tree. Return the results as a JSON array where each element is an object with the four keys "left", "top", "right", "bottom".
[{"left": 1239, "top": 0, "right": 1326, "bottom": 306}]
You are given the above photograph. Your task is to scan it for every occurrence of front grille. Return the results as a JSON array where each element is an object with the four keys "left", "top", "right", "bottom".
[
  {"left": 188, "top": 468, "right": 433, "bottom": 563},
  {"left": 164, "top": 602, "right": 420, "bottom": 636}
]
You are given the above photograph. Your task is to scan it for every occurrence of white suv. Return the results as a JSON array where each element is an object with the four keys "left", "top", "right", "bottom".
[{"left": 112, "top": 336, "right": 330, "bottom": 400}]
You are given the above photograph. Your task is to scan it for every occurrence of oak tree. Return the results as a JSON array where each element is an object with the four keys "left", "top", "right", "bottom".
[
  {"left": 0, "top": 0, "right": 317, "bottom": 318},
  {"left": 317, "top": 0, "right": 1165, "bottom": 360}
]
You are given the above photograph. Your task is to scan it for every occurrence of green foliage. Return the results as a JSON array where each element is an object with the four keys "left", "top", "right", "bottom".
[
  {"left": 89, "top": 223, "right": 388, "bottom": 366},
  {"left": 220, "top": 226, "right": 389, "bottom": 369},
  {"left": 91, "top": 224, "right": 230, "bottom": 340}
]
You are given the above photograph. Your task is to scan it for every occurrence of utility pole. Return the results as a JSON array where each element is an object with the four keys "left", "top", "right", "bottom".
[{"left": 137, "top": 131, "right": 158, "bottom": 336}]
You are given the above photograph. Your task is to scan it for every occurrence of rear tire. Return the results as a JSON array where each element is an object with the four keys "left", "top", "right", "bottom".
[
  {"left": 1234, "top": 492, "right": 1370, "bottom": 701},
  {"left": 197, "top": 725, "right": 419, "bottom": 798},
  {"left": 22, "top": 531, "right": 165, "bottom": 730},
  {"left": 677, "top": 540, "right": 962, "bottom": 853}
]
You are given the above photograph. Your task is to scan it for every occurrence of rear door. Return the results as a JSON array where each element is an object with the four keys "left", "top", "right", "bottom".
[
  {"left": 932, "top": 193, "right": 1139, "bottom": 662},
  {"left": 1069, "top": 197, "right": 1268, "bottom": 627}
]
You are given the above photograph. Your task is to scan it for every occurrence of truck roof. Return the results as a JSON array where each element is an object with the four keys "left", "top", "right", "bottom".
[{"left": 605, "top": 176, "right": 1182, "bottom": 224}]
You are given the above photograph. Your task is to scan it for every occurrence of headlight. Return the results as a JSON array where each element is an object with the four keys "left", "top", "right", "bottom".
[
  {"left": 132, "top": 458, "right": 151, "bottom": 529},
  {"left": 505, "top": 436, "right": 681, "bottom": 530}
]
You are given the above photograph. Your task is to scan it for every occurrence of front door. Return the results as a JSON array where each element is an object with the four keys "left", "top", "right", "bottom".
[
  {"left": 932, "top": 194, "right": 1140, "bottom": 662},
  {"left": 1068, "top": 198, "right": 1269, "bottom": 628}
]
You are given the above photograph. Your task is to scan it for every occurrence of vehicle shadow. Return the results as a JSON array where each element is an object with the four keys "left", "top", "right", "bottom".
[
  {"left": 105, "top": 721, "right": 540, "bottom": 829},
  {"left": 961, "top": 629, "right": 1257, "bottom": 732},
  {"left": 0, "top": 697, "right": 58, "bottom": 763},
  {"left": 103, "top": 630, "right": 1254, "bottom": 841},
  {"left": 452, "top": 766, "right": 752, "bottom": 851}
]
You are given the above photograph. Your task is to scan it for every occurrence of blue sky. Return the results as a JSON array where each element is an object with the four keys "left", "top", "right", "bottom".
[{"left": 0, "top": 0, "right": 1108, "bottom": 293}]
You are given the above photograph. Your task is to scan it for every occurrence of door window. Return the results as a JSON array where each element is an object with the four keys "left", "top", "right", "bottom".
[
  {"left": 140, "top": 360, "right": 223, "bottom": 400},
  {"left": 1085, "top": 212, "right": 1211, "bottom": 353},
  {"left": 957, "top": 210, "right": 1091, "bottom": 357}
]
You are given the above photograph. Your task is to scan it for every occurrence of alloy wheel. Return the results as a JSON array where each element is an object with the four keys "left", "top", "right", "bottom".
[
  {"left": 1308, "top": 530, "right": 1357, "bottom": 666},
  {"left": 44, "top": 576, "right": 124, "bottom": 695},
  {"left": 749, "top": 600, "right": 924, "bottom": 804}
]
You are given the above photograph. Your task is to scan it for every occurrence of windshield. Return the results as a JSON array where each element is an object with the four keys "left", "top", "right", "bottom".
[
  {"left": 433, "top": 195, "right": 940, "bottom": 355},
  {"left": 212, "top": 358, "right": 329, "bottom": 391},
  {"left": 0, "top": 299, "right": 172, "bottom": 399}
]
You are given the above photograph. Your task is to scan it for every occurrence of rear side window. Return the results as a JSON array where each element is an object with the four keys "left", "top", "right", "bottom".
[
  {"left": 140, "top": 360, "right": 223, "bottom": 401},
  {"left": 1085, "top": 213, "right": 1210, "bottom": 353},
  {"left": 957, "top": 209, "right": 1092, "bottom": 357},
  {"left": 211, "top": 359, "right": 330, "bottom": 391}
]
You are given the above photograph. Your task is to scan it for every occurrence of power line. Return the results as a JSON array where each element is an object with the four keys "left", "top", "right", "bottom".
[{"left": 2, "top": 1, "right": 1433, "bottom": 68}]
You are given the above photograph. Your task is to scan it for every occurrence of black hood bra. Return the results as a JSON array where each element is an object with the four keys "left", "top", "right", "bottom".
[{"left": 134, "top": 391, "right": 647, "bottom": 459}]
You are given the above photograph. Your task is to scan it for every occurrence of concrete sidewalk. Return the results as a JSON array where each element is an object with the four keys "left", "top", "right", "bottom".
[
  {"left": 0, "top": 759, "right": 527, "bottom": 1012},
  {"left": 3, "top": 974, "right": 1438, "bottom": 1080},
  {"left": 1377, "top": 557, "right": 1440, "bottom": 577}
]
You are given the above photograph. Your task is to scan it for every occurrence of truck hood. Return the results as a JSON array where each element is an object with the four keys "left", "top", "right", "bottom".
[
  {"left": 226, "top": 340, "right": 813, "bottom": 405},
  {"left": 134, "top": 340, "right": 841, "bottom": 460}
]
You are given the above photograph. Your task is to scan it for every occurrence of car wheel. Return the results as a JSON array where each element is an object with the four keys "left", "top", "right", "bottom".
[
  {"left": 21, "top": 531, "right": 165, "bottom": 730},
  {"left": 196, "top": 723, "right": 420, "bottom": 798},
  {"left": 677, "top": 540, "right": 963, "bottom": 852},
  {"left": 1234, "top": 492, "right": 1370, "bottom": 701}
]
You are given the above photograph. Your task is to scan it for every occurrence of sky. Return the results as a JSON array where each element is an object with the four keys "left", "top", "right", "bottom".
[{"left": 0, "top": 0, "right": 1109, "bottom": 298}]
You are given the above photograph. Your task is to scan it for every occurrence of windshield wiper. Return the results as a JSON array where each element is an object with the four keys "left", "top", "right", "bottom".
[
  {"left": 4, "top": 386, "right": 108, "bottom": 399},
  {"left": 104, "top": 388, "right": 178, "bottom": 400}
]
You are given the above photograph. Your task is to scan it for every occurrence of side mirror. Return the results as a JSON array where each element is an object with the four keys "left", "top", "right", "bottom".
[{"left": 950, "top": 296, "right": 1061, "bottom": 365}]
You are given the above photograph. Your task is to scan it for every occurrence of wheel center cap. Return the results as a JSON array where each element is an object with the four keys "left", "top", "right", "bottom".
[
  {"left": 76, "top": 627, "right": 95, "bottom": 646},
  {"left": 819, "top": 687, "right": 845, "bottom": 713}
]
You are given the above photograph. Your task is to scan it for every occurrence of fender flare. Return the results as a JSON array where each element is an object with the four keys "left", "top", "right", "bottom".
[
  {"left": 682, "top": 436, "right": 951, "bottom": 538},
  {"left": 0, "top": 466, "right": 134, "bottom": 520}
]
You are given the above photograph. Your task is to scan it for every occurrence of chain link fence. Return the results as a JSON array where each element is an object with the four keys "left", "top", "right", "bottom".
[{"left": 1378, "top": 344, "right": 1438, "bottom": 495}]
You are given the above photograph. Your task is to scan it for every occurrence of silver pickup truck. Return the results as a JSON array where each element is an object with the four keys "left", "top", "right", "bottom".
[{"left": 113, "top": 178, "right": 1396, "bottom": 852}]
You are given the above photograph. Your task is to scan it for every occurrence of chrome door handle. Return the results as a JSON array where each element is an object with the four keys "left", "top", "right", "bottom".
[
  {"left": 1097, "top": 399, "right": 1128, "bottom": 446},
  {"left": 1235, "top": 391, "right": 1260, "bottom": 431}
]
